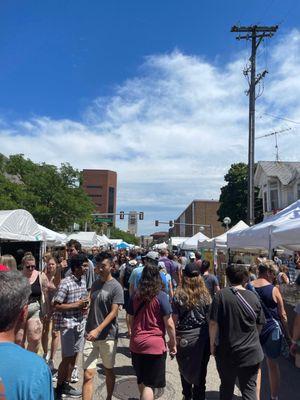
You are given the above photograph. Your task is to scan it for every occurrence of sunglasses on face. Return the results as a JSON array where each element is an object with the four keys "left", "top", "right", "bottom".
[{"left": 25, "top": 265, "right": 36, "bottom": 270}]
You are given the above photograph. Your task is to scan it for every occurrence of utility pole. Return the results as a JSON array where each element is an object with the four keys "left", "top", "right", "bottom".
[{"left": 231, "top": 25, "right": 278, "bottom": 225}]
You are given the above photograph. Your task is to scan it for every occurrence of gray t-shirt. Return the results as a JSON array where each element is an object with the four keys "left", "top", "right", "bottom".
[
  {"left": 86, "top": 278, "right": 124, "bottom": 340},
  {"left": 203, "top": 273, "right": 219, "bottom": 298}
]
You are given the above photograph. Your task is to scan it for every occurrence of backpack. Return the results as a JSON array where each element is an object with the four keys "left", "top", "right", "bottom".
[{"left": 123, "top": 262, "right": 135, "bottom": 289}]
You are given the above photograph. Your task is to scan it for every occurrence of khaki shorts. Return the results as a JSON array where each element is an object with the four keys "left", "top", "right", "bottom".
[{"left": 83, "top": 339, "right": 117, "bottom": 370}]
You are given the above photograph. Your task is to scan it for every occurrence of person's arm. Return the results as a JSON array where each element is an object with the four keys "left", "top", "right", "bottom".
[
  {"left": 291, "top": 314, "right": 300, "bottom": 356},
  {"left": 209, "top": 320, "right": 218, "bottom": 356},
  {"left": 54, "top": 299, "right": 86, "bottom": 311},
  {"left": 169, "top": 278, "right": 174, "bottom": 299},
  {"left": 273, "top": 286, "right": 290, "bottom": 338},
  {"left": 163, "top": 315, "right": 177, "bottom": 357},
  {"left": 53, "top": 281, "right": 87, "bottom": 311},
  {"left": 86, "top": 303, "right": 120, "bottom": 341},
  {"left": 214, "top": 276, "right": 220, "bottom": 294}
]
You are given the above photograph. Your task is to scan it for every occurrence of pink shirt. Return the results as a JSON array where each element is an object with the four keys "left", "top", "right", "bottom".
[{"left": 128, "top": 291, "right": 172, "bottom": 355}]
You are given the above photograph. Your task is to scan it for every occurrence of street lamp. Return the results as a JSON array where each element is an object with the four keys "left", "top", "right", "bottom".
[{"left": 223, "top": 217, "right": 231, "bottom": 231}]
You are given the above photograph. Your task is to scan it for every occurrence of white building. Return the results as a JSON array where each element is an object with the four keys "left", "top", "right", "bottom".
[{"left": 254, "top": 161, "right": 300, "bottom": 215}]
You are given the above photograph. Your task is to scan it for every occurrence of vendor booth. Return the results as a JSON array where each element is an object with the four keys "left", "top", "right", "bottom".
[
  {"left": 66, "top": 231, "right": 98, "bottom": 248},
  {"left": 38, "top": 224, "right": 67, "bottom": 247},
  {"left": 227, "top": 200, "right": 300, "bottom": 252},
  {"left": 168, "top": 237, "right": 189, "bottom": 251},
  {"left": 0, "top": 209, "right": 43, "bottom": 268},
  {"left": 180, "top": 232, "right": 209, "bottom": 250}
]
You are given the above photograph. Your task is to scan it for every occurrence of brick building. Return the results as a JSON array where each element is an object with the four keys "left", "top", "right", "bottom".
[
  {"left": 82, "top": 170, "right": 117, "bottom": 223},
  {"left": 171, "top": 199, "right": 224, "bottom": 238}
]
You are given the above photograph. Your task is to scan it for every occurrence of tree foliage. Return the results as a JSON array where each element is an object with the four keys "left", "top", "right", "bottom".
[
  {"left": 0, "top": 153, "right": 95, "bottom": 231},
  {"left": 217, "top": 163, "right": 263, "bottom": 227},
  {"left": 110, "top": 226, "right": 139, "bottom": 246}
]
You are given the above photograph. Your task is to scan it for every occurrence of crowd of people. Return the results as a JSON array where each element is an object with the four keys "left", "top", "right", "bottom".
[{"left": 0, "top": 241, "right": 299, "bottom": 400}]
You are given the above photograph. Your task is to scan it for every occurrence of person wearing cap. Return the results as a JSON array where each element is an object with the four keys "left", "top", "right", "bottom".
[
  {"left": 134, "top": 252, "right": 171, "bottom": 300},
  {"left": 172, "top": 263, "right": 211, "bottom": 400}
]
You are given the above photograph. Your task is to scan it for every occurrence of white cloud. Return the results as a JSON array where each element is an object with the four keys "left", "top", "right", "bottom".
[{"left": 1, "top": 30, "right": 300, "bottom": 233}]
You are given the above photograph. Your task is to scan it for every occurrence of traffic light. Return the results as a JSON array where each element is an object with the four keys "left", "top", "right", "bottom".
[
  {"left": 139, "top": 212, "right": 144, "bottom": 220},
  {"left": 120, "top": 211, "right": 125, "bottom": 220},
  {"left": 169, "top": 220, "right": 174, "bottom": 227},
  {"left": 155, "top": 220, "right": 159, "bottom": 227}
]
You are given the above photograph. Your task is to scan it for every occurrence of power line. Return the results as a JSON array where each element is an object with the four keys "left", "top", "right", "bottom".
[{"left": 261, "top": 112, "right": 300, "bottom": 125}]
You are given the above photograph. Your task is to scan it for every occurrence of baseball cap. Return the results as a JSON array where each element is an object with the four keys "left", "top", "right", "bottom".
[
  {"left": 183, "top": 263, "right": 200, "bottom": 278},
  {"left": 189, "top": 252, "right": 196, "bottom": 259},
  {"left": 144, "top": 251, "right": 159, "bottom": 262},
  {"left": 0, "top": 264, "right": 10, "bottom": 272}
]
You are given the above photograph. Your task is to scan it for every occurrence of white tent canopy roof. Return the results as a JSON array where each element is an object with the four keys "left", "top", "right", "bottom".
[
  {"left": 199, "top": 221, "right": 248, "bottom": 250},
  {"left": 153, "top": 242, "right": 168, "bottom": 250},
  {"left": 168, "top": 237, "right": 189, "bottom": 248},
  {"left": 181, "top": 232, "right": 209, "bottom": 250},
  {"left": 227, "top": 200, "right": 300, "bottom": 251},
  {"left": 97, "top": 234, "right": 110, "bottom": 247},
  {"left": 0, "top": 209, "right": 42, "bottom": 242},
  {"left": 272, "top": 218, "right": 300, "bottom": 250},
  {"left": 38, "top": 224, "right": 67, "bottom": 246},
  {"left": 67, "top": 231, "right": 98, "bottom": 247}
]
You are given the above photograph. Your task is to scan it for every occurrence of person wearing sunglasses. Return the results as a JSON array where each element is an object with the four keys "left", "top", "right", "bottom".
[{"left": 15, "top": 254, "right": 46, "bottom": 353}]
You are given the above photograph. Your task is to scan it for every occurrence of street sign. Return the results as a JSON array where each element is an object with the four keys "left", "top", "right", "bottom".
[{"left": 94, "top": 217, "right": 113, "bottom": 223}]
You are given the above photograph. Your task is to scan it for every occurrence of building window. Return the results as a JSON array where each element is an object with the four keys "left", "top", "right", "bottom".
[
  {"left": 269, "top": 182, "right": 279, "bottom": 210},
  {"left": 108, "top": 187, "right": 115, "bottom": 213},
  {"left": 86, "top": 185, "right": 103, "bottom": 189},
  {"left": 88, "top": 194, "right": 102, "bottom": 198}
]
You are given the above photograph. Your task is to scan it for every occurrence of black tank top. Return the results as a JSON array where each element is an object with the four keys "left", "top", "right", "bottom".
[{"left": 29, "top": 275, "right": 41, "bottom": 303}]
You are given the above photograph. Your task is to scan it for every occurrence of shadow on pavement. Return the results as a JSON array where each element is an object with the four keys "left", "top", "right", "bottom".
[
  {"left": 117, "top": 345, "right": 132, "bottom": 358},
  {"left": 206, "top": 391, "right": 242, "bottom": 399},
  {"left": 97, "top": 363, "right": 135, "bottom": 377}
]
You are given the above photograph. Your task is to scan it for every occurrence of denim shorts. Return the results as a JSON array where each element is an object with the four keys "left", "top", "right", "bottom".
[{"left": 263, "top": 329, "right": 282, "bottom": 359}]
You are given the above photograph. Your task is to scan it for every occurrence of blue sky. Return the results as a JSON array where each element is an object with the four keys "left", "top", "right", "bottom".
[{"left": 1, "top": 1, "right": 300, "bottom": 234}]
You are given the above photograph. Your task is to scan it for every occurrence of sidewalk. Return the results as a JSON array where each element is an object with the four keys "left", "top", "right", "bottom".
[{"left": 55, "top": 311, "right": 298, "bottom": 399}]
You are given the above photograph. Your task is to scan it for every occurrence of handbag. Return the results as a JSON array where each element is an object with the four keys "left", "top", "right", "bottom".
[{"left": 247, "top": 284, "right": 288, "bottom": 358}]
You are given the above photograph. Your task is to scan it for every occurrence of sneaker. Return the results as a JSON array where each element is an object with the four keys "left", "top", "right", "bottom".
[
  {"left": 70, "top": 365, "right": 79, "bottom": 383},
  {"left": 52, "top": 371, "right": 58, "bottom": 383},
  {"left": 61, "top": 382, "right": 82, "bottom": 398},
  {"left": 48, "top": 359, "right": 55, "bottom": 372}
]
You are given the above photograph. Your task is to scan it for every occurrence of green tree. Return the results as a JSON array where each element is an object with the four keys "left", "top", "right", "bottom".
[
  {"left": 110, "top": 226, "right": 139, "bottom": 246},
  {"left": 217, "top": 163, "right": 263, "bottom": 227},
  {"left": 0, "top": 153, "right": 95, "bottom": 230}
]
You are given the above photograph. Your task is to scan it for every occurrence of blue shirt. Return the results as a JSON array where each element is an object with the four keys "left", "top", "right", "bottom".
[
  {"left": 0, "top": 342, "right": 54, "bottom": 400},
  {"left": 136, "top": 270, "right": 169, "bottom": 294}
]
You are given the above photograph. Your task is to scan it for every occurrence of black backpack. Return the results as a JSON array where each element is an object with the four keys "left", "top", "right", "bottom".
[{"left": 123, "top": 262, "right": 135, "bottom": 289}]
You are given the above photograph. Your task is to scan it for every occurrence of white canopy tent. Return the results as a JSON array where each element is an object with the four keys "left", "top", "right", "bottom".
[
  {"left": 109, "top": 239, "right": 123, "bottom": 247},
  {"left": 271, "top": 218, "right": 300, "bottom": 251},
  {"left": 168, "top": 237, "right": 189, "bottom": 249},
  {"left": 38, "top": 224, "right": 67, "bottom": 246},
  {"left": 67, "top": 231, "right": 98, "bottom": 247},
  {"left": 97, "top": 234, "right": 110, "bottom": 247},
  {"left": 198, "top": 221, "right": 249, "bottom": 250},
  {"left": 153, "top": 242, "right": 168, "bottom": 250},
  {"left": 180, "top": 232, "right": 209, "bottom": 250},
  {"left": 227, "top": 200, "right": 300, "bottom": 251},
  {"left": 0, "top": 209, "right": 42, "bottom": 242}
]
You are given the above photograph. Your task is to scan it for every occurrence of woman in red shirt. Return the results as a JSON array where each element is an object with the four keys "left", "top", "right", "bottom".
[{"left": 128, "top": 259, "right": 177, "bottom": 400}]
